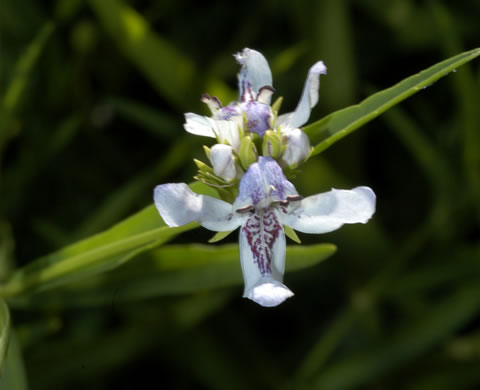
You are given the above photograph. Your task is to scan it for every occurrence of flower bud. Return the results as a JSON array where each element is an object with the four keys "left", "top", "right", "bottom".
[
  {"left": 262, "top": 130, "right": 282, "bottom": 158},
  {"left": 280, "top": 128, "right": 311, "bottom": 168},
  {"left": 238, "top": 136, "right": 258, "bottom": 170},
  {"left": 210, "top": 144, "right": 237, "bottom": 181}
]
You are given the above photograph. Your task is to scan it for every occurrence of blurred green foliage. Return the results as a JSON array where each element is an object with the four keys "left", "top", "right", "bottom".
[{"left": 1, "top": 0, "right": 480, "bottom": 389}]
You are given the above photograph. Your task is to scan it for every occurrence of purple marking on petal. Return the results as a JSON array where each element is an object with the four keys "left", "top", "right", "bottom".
[
  {"left": 216, "top": 104, "right": 241, "bottom": 120},
  {"left": 236, "top": 157, "right": 299, "bottom": 207},
  {"left": 241, "top": 101, "right": 271, "bottom": 136},
  {"left": 235, "top": 48, "right": 273, "bottom": 102},
  {"left": 258, "top": 157, "right": 298, "bottom": 201},
  {"left": 242, "top": 209, "right": 281, "bottom": 275},
  {"left": 201, "top": 93, "right": 222, "bottom": 110},
  {"left": 236, "top": 162, "right": 267, "bottom": 206}
]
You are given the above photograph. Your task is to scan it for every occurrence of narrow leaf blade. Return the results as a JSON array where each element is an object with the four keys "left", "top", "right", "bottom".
[
  {"left": 0, "top": 182, "right": 215, "bottom": 298},
  {"left": 304, "top": 48, "right": 480, "bottom": 155},
  {"left": 9, "top": 243, "right": 337, "bottom": 307}
]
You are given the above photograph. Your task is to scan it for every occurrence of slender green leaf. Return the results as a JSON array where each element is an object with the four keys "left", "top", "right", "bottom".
[
  {"left": 8, "top": 243, "right": 336, "bottom": 307},
  {"left": 71, "top": 138, "right": 190, "bottom": 241},
  {"left": 407, "top": 362, "right": 480, "bottom": 390},
  {"left": 0, "top": 300, "right": 10, "bottom": 371},
  {"left": 108, "top": 96, "right": 180, "bottom": 139},
  {"left": 314, "top": 0, "right": 357, "bottom": 109},
  {"left": 208, "top": 230, "right": 234, "bottom": 243},
  {"left": 0, "top": 223, "right": 15, "bottom": 282},
  {"left": 2, "top": 22, "right": 54, "bottom": 112},
  {"left": 0, "top": 183, "right": 216, "bottom": 298},
  {"left": 381, "top": 105, "right": 454, "bottom": 193},
  {"left": 292, "top": 308, "right": 357, "bottom": 386},
  {"left": 311, "top": 282, "right": 480, "bottom": 390},
  {"left": 431, "top": 3, "right": 480, "bottom": 221},
  {"left": 0, "top": 22, "right": 54, "bottom": 156},
  {"left": 0, "top": 333, "right": 27, "bottom": 390},
  {"left": 27, "top": 294, "right": 229, "bottom": 389},
  {"left": 89, "top": 0, "right": 196, "bottom": 109},
  {"left": 304, "top": 48, "right": 480, "bottom": 155}
]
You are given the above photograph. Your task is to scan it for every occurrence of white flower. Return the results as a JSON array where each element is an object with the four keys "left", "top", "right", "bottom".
[
  {"left": 154, "top": 157, "right": 375, "bottom": 307},
  {"left": 183, "top": 48, "right": 326, "bottom": 167}
]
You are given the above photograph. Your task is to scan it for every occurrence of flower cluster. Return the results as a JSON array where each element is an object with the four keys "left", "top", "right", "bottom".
[
  {"left": 154, "top": 48, "right": 376, "bottom": 307},
  {"left": 185, "top": 48, "right": 328, "bottom": 188}
]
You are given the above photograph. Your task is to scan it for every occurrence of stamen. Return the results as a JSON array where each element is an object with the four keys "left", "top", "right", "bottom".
[
  {"left": 287, "top": 194, "right": 303, "bottom": 202},
  {"left": 267, "top": 185, "right": 276, "bottom": 197},
  {"left": 236, "top": 204, "right": 254, "bottom": 213}
]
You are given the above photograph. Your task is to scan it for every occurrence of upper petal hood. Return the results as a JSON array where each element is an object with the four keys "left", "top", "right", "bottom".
[
  {"left": 234, "top": 157, "right": 298, "bottom": 209},
  {"left": 235, "top": 48, "right": 273, "bottom": 103}
]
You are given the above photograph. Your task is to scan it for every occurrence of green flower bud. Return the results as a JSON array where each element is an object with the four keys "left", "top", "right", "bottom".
[
  {"left": 262, "top": 130, "right": 283, "bottom": 158},
  {"left": 238, "top": 136, "right": 258, "bottom": 169}
]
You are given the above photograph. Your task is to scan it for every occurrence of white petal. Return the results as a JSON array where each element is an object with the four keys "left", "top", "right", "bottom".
[
  {"left": 270, "top": 212, "right": 287, "bottom": 283},
  {"left": 184, "top": 113, "right": 216, "bottom": 138},
  {"left": 210, "top": 144, "right": 237, "bottom": 181},
  {"left": 280, "top": 186, "right": 376, "bottom": 234},
  {"left": 277, "top": 61, "right": 327, "bottom": 128},
  {"left": 244, "top": 278, "right": 294, "bottom": 307},
  {"left": 154, "top": 183, "right": 243, "bottom": 231},
  {"left": 184, "top": 113, "right": 241, "bottom": 151},
  {"left": 280, "top": 128, "right": 311, "bottom": 168},
  {"left": 234, "top": 48, "right": 273, "bottom": 101},
  {"left": 213, "top": 119, "right": 241, "bottom": 152}
]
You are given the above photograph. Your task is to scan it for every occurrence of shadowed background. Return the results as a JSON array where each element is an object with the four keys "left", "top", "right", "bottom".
[{"left": 1, "top": 0, "right": 480, "bottom": 389}]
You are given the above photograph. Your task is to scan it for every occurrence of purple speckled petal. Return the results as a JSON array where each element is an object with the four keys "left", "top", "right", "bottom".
[
  {"left": 214, "top": 104, "right": 241, "bottom": 121},
  {"left": 234, "top": 48, "right": 273, "bottom": 102},
  {"left": 234, "top": 157, "right": 298, "bottom": 208},
  {"left": 234, "top": 162, "right": 267, "bottom": 208},
  {"left": 239, "top": 210, "right": 293, "bottom": 307},
  {"left": 257, "top": 157, "right": 298, "bottom": 202}
]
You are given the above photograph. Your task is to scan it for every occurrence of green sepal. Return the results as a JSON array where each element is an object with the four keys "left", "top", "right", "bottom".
[
  {"left": 262, "top": 130, "right": 282, "bottom": 158},
  {"left": 271, "top": 96, "right": 283, "bottom": 116},
  {"left": 238, "top": 136, "right": 258, "bottom": 170},
  {"left": 194, "top": 159, "right": 213, "bottom": 173},
  {"left": 284, "top": 225, "right": 301, "bottom": 244},
  {"left": 202, "top": 145, "right": 210, "bottom": 160},
  {"left": 208, "top": 230, "right": 235, "bottom": 243}
]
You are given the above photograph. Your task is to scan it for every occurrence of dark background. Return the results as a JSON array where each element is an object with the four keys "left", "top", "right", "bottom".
[{"left": 1, "top": 0, "right": 480, "bottom": 389}]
